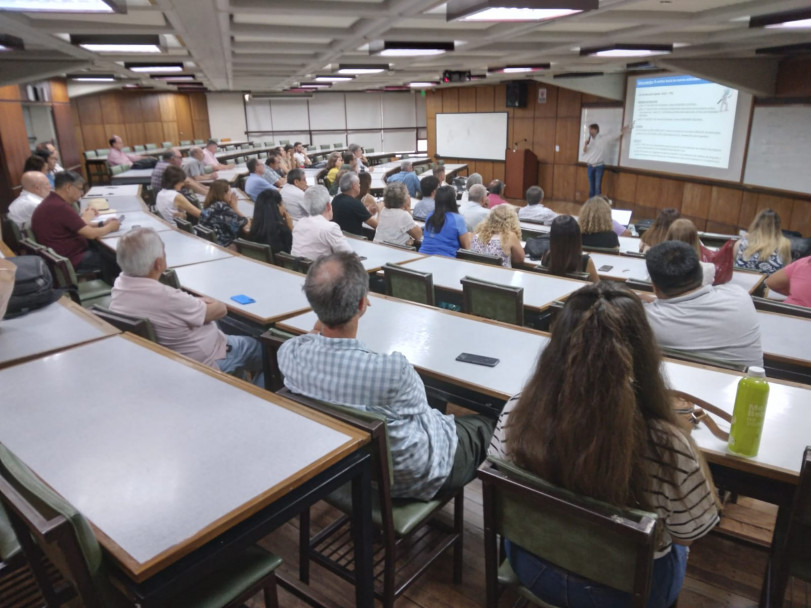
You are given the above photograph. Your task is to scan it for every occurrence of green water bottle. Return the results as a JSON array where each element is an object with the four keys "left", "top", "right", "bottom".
[{"left": 728, "top": 366, "right": 769, "bottom": 458}]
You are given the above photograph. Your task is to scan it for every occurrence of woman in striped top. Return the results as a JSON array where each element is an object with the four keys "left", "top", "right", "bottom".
[{"left": 488, "top": 281, "right": 719, "bottom": 608}]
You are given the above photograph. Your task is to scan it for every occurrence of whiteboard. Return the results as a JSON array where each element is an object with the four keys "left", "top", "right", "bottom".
[
  {"left": 436, "top": 112, "right": 508, "bottom": 161},
  {"left": 578, "top": 106, "right": 623, "bottom": 166},
  {"left": 744, "top": 105, "right": 811, "bottom": 195}
]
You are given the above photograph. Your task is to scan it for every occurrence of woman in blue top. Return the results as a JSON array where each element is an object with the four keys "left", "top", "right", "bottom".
[{"left": 419, "top": 186, "right": 471, "bottom": 257}]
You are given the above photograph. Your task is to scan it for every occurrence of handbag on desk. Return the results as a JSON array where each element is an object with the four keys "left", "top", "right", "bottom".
[{"left": 671, "top": 390, "right": 732, "bottom": 441}]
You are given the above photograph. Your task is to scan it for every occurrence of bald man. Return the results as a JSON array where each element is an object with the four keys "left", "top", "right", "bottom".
[{"left": 8, "top": 171, "right": 52, "bottom": 229}]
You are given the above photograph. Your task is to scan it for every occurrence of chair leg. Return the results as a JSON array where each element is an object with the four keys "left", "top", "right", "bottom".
[
  {"left": 453, "top": 490, "right": 464, "bottom": 585},
  {"left": 299, "top": 509, "right": 310, "bottom": 584},
  {"left": 263, "top": 576, "right": 279, "bottom": 608}
]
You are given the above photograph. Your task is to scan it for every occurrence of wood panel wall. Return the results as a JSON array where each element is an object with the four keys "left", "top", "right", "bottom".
[
  {"left": 426, "top": 81, "right": 811, "bottom": 236},
  {"left": 70, "top": 91, "right": 211, "bottom": 154}
]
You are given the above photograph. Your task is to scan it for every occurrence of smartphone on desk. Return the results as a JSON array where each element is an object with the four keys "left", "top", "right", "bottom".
[
  {"left": 230, "top": 294, "right": 256, "bottom": 305},
  {"left": 455, "top": 353, "right": 500, "bottom": 367},
  {"left": 598, "top": 264, "right": 614, "bottom": 272}
]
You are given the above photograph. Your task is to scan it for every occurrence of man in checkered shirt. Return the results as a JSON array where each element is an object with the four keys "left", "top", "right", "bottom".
[{"left": 278, "top": 252, "right": 495, "bottom": 501}]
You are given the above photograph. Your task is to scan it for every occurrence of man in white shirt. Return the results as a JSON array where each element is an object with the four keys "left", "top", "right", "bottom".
[
  {"left": 518, "top": 186, "right": 557, "bottom": 225},
  {"left": 202, "top": 140, "right": 235, "bottom": 171},
  {"left": 582, "top": 123, "right": 631, "bottom": 197},
  {"left": 107, "top": 135, "right": 144, "bottom": 167},
  {"left": 8, "top": 171, "right": 51, "bottom": 230},
  {"left": 462, "top": 184, "right": 490, "bottom": 232},
  {"left": 644, "top": 241, "right": 763, "bottom": 368},
  {"left": 291, "top": 185, "right": 353, "bottom": 260},
  {"left": 293, "top": 142, "right": 312, "bottom": 168},
  {"left": 280, "top": 168, "right": 309, "bottom": 222}
]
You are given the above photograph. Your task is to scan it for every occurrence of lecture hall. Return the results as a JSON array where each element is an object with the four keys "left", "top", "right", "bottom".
[{"left": 1, "top": 1, "right": 810, "bottom": 607}]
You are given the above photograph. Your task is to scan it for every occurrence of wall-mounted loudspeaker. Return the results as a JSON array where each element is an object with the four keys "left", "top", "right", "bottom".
[{"left": 505, "top": 81, "right": 528, "bottom": 108}]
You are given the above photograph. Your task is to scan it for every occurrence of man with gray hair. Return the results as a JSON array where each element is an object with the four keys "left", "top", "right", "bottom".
[
  {"left": 385, "top": 160, "right": 420, "bottom": 197},
  {"left": 348, "top": 143, "right": 371, "bottom": 173},
  {"left": 462, "top": 184, "right": 490, "bottom": 232},
  {"left": 109, "top": 227, "right": 264, "bottom": 384},
  {"left": 291, "top": 185, "right": 353, "bottom": 260},
  {"left": 280, "top": 168, "right": 309, "bottom": 222},
  {"left": 278, "top": 252, "right": 495, "bottom": 501},
  {"left": 518, "top": 185, "right": 557, "bottom": 225},
  {"left": 186, "top": 146, "right": 218, "bottom": 182},
  {"left": 331, "top": 171, "right": 377, "bottom": 236}
]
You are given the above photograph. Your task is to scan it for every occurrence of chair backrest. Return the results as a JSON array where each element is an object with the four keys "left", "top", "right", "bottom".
[
  {"left": 94, "top": 149, "right": 108, "bottom": 158},
  {"left": 1, "top": 215, "right": 24, "bottom": 253},
  {"left": 234, "top": 238, "right": 274, "bottom": 264},
  {"left": 320, "top": 144, "right": 330, "bottom": 150},
  {"left": 660, "top": 346, "right": 748, "bottom": 373},
  {"left": 532, "top": 264, "right": 590, "bottom": 282},
  {"left": 461, "top": 276, "right": 524, "bottom": 325},
  {"left": 90, "top": 305, "right": 157, "bottom": 342},
  {"left": 110, "top": 164, "right": 130, "bottom": 175},
  {"left": 180, "top": 140, "right": 191, "bottom": 146},
  {"left": 307, "top": 145, "right": 316, "bottom": 152},
  {"left": 625, "top": 278, "right": 654, "bottom": 293},
  {"left": 121, "top": 146, "right": 131, "bottom": 153},
  {"left": 365, "top": 147, "right": 374, "bottom": 153},
  {"left": 457, "top": 248, "right": 502, "bottom": 266},
  {"left": 145, "top": 143, "right": 158, "bottom": 150},
  {"left": 275, "top": 251, "right": 312, "bottom": 274},
  {"left": 174, "top": 217, "right": 194, "bottom": 234},
  {"left": 382, "top": 263, "right": 434, "bottom": 306},
  {"left": 159, "top": 268, "right": 181, "bottom": 289},
  {"left": 752, "top": 296, "right": 811, "bottom": 319},
  {"left": 381, "top": 241, "right": 416, "bottom": 251},
  {"left": 193, "top": 139, "right": 205, "bottom": 145},
  {"left": 480, "top": 457, "right": 657, "bottom": 606},
  {"left": 583, "top": 244, "right": 620, "bottom": 254},
  {"left": 333, "top": 143, "right": 342, "bottom": 148},
  {"left": 133, "top": 144, "right": 145, "bottom": 152},
  {"left": 785, "top": 446, "right": 811, "bottom": 580},
  {"left": 193, "top": 224, "right": 217, "bottom": 243},
  {"left": 84, "top": 150, "right": 97, "bottom": 160},
  {"left": 37, "top": 248, "right": 78, "bottom": 291},
  {"left": 0, "top": 444, "right": 116, "bottom": 608},
  {"left": 162, "top": 141, "right": 173, "bottom": 148}
]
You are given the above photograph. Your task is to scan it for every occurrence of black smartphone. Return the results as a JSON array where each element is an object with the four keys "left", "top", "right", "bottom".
[
  {"left": 455, "top": 352, "right": 500, "bottom": 367},
  {"left": 598, "top": 264, "right": 614, "bottom": 272}
]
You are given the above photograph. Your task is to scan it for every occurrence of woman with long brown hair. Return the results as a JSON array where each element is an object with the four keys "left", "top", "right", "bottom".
[
  {"left": 199, "top": 179, "right": 249, "bottom": 247},
  {"left": 541, "top": 214, "right": 599, "bottom": 281},
  {"left": 733, "top": 208, "right": 792, "bottom": 275},
  {"left": 640, "top": 207, "right": 680, "bottom": 253},
  {"left": 489, "top": 281, "right": 719, "bottom": 607}
]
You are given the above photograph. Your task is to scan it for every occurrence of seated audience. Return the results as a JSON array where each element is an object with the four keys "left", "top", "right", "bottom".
[
  {"left": 34, "top": 148, "right": 58, "bottom": 187},
  {"left": 155, "top": 166, "right": 202, "bottom": 224},
  {"left": 413, "top": 175, "right": 439, "bottom": 221},
  {"left": 249, "top": 189, "right": 293, "bottom": 255},
  {"left": 645, "top": 241, "right": 763, "bottom": 367},
  {"left": 373, "top": 182, "right": 422, "bottom": 247},
  {"left": 733, "top": 208, "right": 792, "bottom": 275},
  {"left": 358, "top": 172, "right": 379, "bottom": 217},
  {"left": 283, "top": 144, "right": 297, "bottom": 172},
  {"left": 462, "top": 184, "right": 490, "bottom": 232},
  {"left": 386, "top": 161, "right": 421, "bottom": 198},
  {"left": 199, "top": 179, "right": 249, "bottom": 248},
  {"left": 152, "top": 148, "right": 208, "bottom": 197},
  {"left": 107, "top": 135, "right": 143, "bottom": 167},
  {"left": 540, "top": 215, "right": 599, "bottom": 282},
  {"left": 487, "top": 180, "right": 509, "bottom": 208},
  {"left": 579, "top": 196, "right": 620, "bottom": 249},
  {"left": 8, "top": 171, "right": 51, "bottom": 230},
  {"left": 331, "top": 172, "right": 377, "bottom": 236},
  {"left": 23, "top": 155, "right": 48, "bottom": 176},
  {"left": 291, "top": 185, "right": 353, "bottom": 260},
  {"left": 489, "top": 280, "right": 719, "bottom": 608},
  {"left": 31, "top": 171, "right": 120, "bottom": 275},
  {"left": 434, "top": 165, "right": 447, "bottom": 188},
  {"left": 349, "top": 143, "right": 370, "bottom": 173},
  {"left": 279, "top": 252, "right": 495, "bottom": 500},
  {"left": 263, "top": 153, "right": 286, "bottom": 189},
  {"left": 419, "top": 186, "right": 471, "bottom": 258},
  {"left": 280, "top": 168, "right": 309, "bottom": 222},
  {"left": 766, "top": 256, "right": 811, "bottom": 308},
  {"left": 665, "top": 219, "right": 715, "bottom": 286},
  {"left": 518, "top": 186, "right": 557, "bottom": 225},
  {"left": 202, "top": 140, "right": 235, "bottom": 171},
  {"left": 293, "top": 142, "right": 313, "bottom": 168},
  {"left": 245, "top": 158, "right": 275, "bottom": 201},
  {"left": 466, "top": 173, "right": 483, "bottom": 188},
  {"left": 640, "top": 208, "right": 681, "bottom": 253},
  {"left": 341, "top": 151, "right": 358, "bottom": 173},
  {"left": 325, "top": 152, "right": 343, "bottom": 186},
  {"left": 470, "top": 205, "right": 525, "bottom": 268},
  {"left": 110, "top": 227, "right": 263, "bottom": 384},
  {"left": 36, "top": 141, "right": 63, "bottom": 172},
  {"left": 186, "top": 146, "right": 218, "bottom": 181}
]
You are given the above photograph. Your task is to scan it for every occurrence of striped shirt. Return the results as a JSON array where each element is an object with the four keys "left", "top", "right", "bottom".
[
  {"left": 278, "top": 334, "right": 458, "bottom": 501},
  {"left": 489, "top": 395, "right": 719, "bottom": 557}
]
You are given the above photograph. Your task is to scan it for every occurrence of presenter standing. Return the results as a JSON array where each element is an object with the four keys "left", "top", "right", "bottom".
[{"left": 583, "top": 123, "right": 631, "bottom": 198}]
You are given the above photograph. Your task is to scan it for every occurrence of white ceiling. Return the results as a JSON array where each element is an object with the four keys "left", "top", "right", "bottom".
[{"left": 0, "top": 0, "right": 809, "bottom": 97}]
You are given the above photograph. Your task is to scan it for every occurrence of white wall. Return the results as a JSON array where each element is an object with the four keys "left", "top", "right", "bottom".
[{"left": 206, "top": 92, "right": 247, "bottom": 142}]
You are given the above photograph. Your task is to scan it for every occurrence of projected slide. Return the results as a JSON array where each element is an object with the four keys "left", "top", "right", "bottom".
[{"left": 628, "top": 75, "right": 738, "bottom": 169}]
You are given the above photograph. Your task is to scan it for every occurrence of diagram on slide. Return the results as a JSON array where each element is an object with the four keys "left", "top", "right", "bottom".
[{"left": 628, "top": 75, "right": 739, "bottom": 169}]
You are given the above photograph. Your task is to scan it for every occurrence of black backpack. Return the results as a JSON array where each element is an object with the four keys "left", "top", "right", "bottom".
[
  {"left": 524, "top": 234, "right": 551, "bottom": 261},
  {"left": 132, "top": 157, "right": 158, "bottom": 170},
  {"left": 4, "top": 255, "right": 63, "bottom": 319}
]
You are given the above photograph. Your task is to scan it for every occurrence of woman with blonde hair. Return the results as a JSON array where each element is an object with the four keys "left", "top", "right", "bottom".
[
  {"left": 579, "top": 196, "right": 620, "bottom": 249},
  {"left": 470, "top": 204, "right": 525, "bottom": 267},
  {"left": 640, "top": 208, "right": 680, "bottom": 253},
  {"left": 733, "top": 209, "right": 792, "bottom": 275},
  {"left": 489, "top": 281, "right": 719, "bottom": 607},
  {"left": 665, "top": 218, "right": 715, "bottom": 286}
]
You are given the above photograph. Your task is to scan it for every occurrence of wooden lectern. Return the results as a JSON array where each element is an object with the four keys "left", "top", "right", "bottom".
[{"left": 504, "top": 148, "right": 538, "bottom": 199}]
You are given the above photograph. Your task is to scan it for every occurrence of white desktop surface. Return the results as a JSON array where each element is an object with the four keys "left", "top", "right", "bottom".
[
  {"left": 0, "top": 336, "right": 356, "bottom": 571},
  {"left": 729, "top": 270, "right": 765, "bottom": 294},
  {"left": 279, "top": 294, "right": 546, "bottom": 400},
  {"left": 203, "top": 164, "right": 248, "bottom": 184},
  {"left": 758, "top": 311, "right": 811, "bottom": 365},
  {"left": 86, "top": 184, "right": 141, "bottom": 197},
  {"left": 111, "top": 168, "right": 153, "bottom": 184},
  {"left": 99, "top": 211, "right": 174, "bottom": 238},
  {"left": 81, "top": 194, "right": 146, "bottom": 213},
  {"left": 401, "top": 255, "right": 584, "bottom": 311},
  {"left": 104, "top": 229, "right": 233, "bottom": 268},
  {"left": 173, "top": 256, "right": 310, "bottom": 324},
  {"left": 590, "top": 252, "right": 650, "bottom": 281},
  {"left": 236, "top": 198, "right": 255, "bottom": 218},
  {"left": 0, "top": 298, "right": 117, "bottom": 368},
  {"left": 346, "top": 239, "right": 423, "bottom": 272}
]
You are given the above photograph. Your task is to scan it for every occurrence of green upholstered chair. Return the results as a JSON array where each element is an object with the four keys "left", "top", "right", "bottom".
[
  {"left": 38, "top": 248, "right": 112, "bottom": 308},
  {"left": 145, "top": 143, "right": 158, "bottom": 150},
  {"left": 133, "top": 145, "right": 146, "bottom": 152},
  {"left": 461, "top": 276, "right": 524, "bottom": 326},
  {"left": 479, "top": 457, "right": 659, "bottom": 608},
  {"left": 273, "top": 252, "right": 311, "bottom": 274},
  {"left": 333, "top": 143, "right": 342, "bottom": 148},
  {"left": 382, "top": 263, "right": 434, "bottom": 306},
  {"left": 457, "top": 248, "right": 502, "bottom": 266},
  {"left": 306, "top": 145, "right": 316, "bottom": 151},
  {"left": 531, "top": 264, "right": 590, "bottom": 283},
  {"left": 174, "top": 217, "right": 194, "bottom": 234},
  {"left": 84, "top": 150, "right": 98, "bottom": 159},
  {"left": 279, "top": 140, "right": 290, "bottom": 146},
  {"left": 180, "top": 140, "right": 192, "bottom": 146},
  {"left": 193, "top": 139, "right": 205, "bottom": 145},
  {"left": 121, "top": 146, "right": 132, "bottom": 153},
  {"left": 660, "top": 347, "right": 747, "bottom": 373},
  {"left": 320, "top": 144, "right": 330, "bottom": 150},
  {"left": 95, "top": 149, "right": 109, "bottom": 158},
  {"left": 234, "top": 238, "right": 274, "bottom": 264},
  {"left": 275, "top": 387, "right": 464, "bottom": 608},
  {"left": 193, "top": 224, "right": 217, "bottom": 243},
  {"left": 162, "top": 141, "right": 173, "bottom": 148},
  {"left": 0, "top": 443, "right": 282, "bottom": 608},
  {"left": 90, "top": 305, "right": 157, "bottom": 342},
  {"left": 110, "top": 164, "right": 130, "bottom": 175}
]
